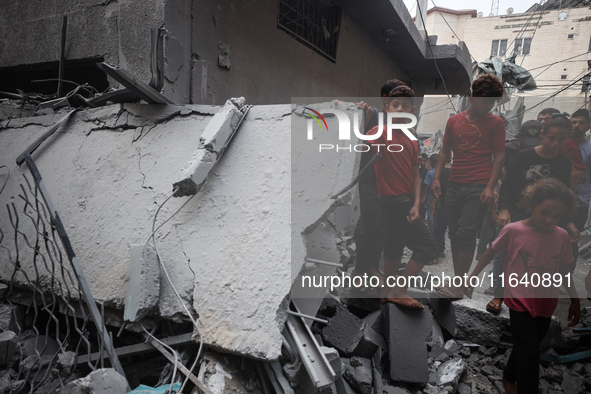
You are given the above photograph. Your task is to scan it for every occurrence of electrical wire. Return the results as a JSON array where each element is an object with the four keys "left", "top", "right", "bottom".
[
  {"left": 148, "top": 190, "right": 204, "bottom": 393},
  {"left": 429, "top": 0, "right": 479, "bottom": 64},
  {"left": 505, "top": 71, "right": 590, "bottom": 120},
  {"left": 416, "top": 0, "right": 458, "bottom": 114}
]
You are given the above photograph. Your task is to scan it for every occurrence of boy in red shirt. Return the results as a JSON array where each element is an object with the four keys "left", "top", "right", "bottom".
[
  {"left": 366, "top": 80, "right": 438, "bottom": 308},
  {"left": 431, "top": 74, "right": 506, "bottom": 299}
]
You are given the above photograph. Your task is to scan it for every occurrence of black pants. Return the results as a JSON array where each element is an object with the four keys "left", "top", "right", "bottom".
[
  {"left": 571, "top": 204, "right": 589, "bottom": 272},
  {"left": 504, "top": 308, "right": 551, "bottom": 394},
  {"left": 433, "top": 205, "right": 448, "bottom": 254},
  {"left": 353, "top": 182, "right": 383, "bottom": 274},
  {"left": 379, "top": 194, "right": 438, "bottom": 265}
]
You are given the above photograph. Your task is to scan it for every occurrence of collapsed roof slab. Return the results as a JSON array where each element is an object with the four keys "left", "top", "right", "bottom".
[{"left": 0, "top": 101, "right": 361, "bottom": 360}]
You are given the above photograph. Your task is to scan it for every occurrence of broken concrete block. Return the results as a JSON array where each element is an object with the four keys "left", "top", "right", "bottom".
[
  {"left": 0, "top": 304, "right": 24, "bottom": 333},
  {"left": 453, "top": 297, "right": 511, "bottom": 347},
  {"left": 0, "top": 369, "right": 16, "bottom": 393},
  {"left": 352, "top": 323, "right": 386, "bottom": 359},
  {"left": 318, "top": 303, "right": 366, "bottom": 355},
  {"left": 457, "top": 382, "right": 471, "bottom": 394},
  {"left": 429, "top": 297, "right": 456, "bottom": 337},
  {"left": 61, "top": 368, "right": 128, "bottom": 394},
  {"left": 334, "top": 376, "right": 357, "bottom": 394},
  {"left": 58, "top": 351, "right": 76, "bottom": 374},
  {"left": 124, "top": 244, "right": 160, "bottom": 322},
  {"left": 342, "top": 357, "right": 372, "bottom": 394},
  {"left": 173, "top": 149, "right": 217, "bottom": 196},
  {"left": 443, "top": 339, "right": 461, "bottom": 354},
  {"left": 0, "top": 331, "right": 18, "bottom": 367},
  {"left": 321, "top": 346, "right": 342, "bottom": 378},
  {"left": 382, "top": 386, "right": 411, "bottom": 394},
  {"left": 562, "top": 371, "right": 585, "bottom": 394},
  {"left": 436, "top": 357, "right": 466, "bottom": 388},
  {"left": 384, "top": 304, "right": 431, "bottom": 384},
  {"left": 200, "top": 98, "right": 245, "bottom": 153}
]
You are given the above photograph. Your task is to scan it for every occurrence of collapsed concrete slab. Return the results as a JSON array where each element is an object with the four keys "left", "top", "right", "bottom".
[{"left": 0, "top": 99, "right": 362, "bottom": 363}]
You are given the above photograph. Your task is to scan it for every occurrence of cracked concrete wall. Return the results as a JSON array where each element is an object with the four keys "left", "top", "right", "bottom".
[
  {"left": 0, "top": 104, "right": 216, "bottom": 319},
  {"left": 191, "top": 0, "right": 410, "bottom": 105},
  {"left": 0, "top": 101, "right": 360, "bottom": 360},
  {"left": 0, "top": 103, "right": 292, "bottom": 360}
]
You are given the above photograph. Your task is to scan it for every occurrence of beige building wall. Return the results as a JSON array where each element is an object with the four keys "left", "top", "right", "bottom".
[{"left": 426, "top": 7, "right": 591, "bottom": 98}]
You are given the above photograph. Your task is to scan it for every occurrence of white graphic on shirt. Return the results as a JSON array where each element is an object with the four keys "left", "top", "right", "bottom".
[
  {"left": 518, "top": 250, "right": 561, "bottom": 296},
  {"left": 525, "top": 164, "right": 550, "bottom": 181}
]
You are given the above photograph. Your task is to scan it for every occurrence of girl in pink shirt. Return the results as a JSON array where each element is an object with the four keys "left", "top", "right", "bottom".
[{"left": 466, "top": 179, "right": 580, "bottom": 394}]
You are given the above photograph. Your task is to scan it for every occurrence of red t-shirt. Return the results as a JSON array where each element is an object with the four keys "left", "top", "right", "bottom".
[
  {"left": 443, "top": 112, "right": 505, "bottom": 184},
  {"left": 366, "top": 125, "right": 418, "bottom": 197},
  {"left": 492, "top": 221, "right": 572, "bottom": 318},
  {"left": 561, "top": 139, "right": 585, "bottom": 172}
]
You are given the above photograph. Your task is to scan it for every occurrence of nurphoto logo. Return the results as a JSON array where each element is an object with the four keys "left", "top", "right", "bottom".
[{"left": 303, "top": 107, "right": 418, "bottom": 153}]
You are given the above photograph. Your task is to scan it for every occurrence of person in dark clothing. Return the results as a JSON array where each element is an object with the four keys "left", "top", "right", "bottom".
[
  {"left": 352, "top": 80, "right": 402, "bottom": 285},
  {"left": 432, "top": 158, "right": 451, "bottom": 258}
]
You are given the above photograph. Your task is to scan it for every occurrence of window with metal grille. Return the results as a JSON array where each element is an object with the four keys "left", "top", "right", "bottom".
[
  {"left": 561, "top": 75, "right": 567, "bottom": 79},
  {"left": 491, "top": 39, "right": 508, "bottom": 57},
  {"left": 278, "top": 0, "right": 342, "bottom": 62},
  {"left": 568, "top": 34, "right": 574, "bottom": 39},
  {"left": 515, "top": 37, "right": 532, "bottom": 55}
]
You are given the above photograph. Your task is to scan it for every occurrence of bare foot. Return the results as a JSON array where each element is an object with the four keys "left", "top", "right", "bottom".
[
  {"left": 381, "top": 292, "right": 424, "bottom": 309},
  {"left": 502, "top": 378, "right": 517, "bottom": 394}
]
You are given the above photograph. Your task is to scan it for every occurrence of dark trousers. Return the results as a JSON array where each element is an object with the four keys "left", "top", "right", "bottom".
[
  {"left": 379, "top": 194, "right": 438, "bottom": 265},
  {"left": 504, "top": 308, "right": 551, "bottom": 394},
  {"left": 446, "top": 182, "right": 487, "bottom": 256},
  {"left": 433, "top": 205, "right": 448, "bottom": 253},
  {"left": 353, "top": 182, "right": 383, "bottom": 274},
  {"left": 571, "top": 204, "right": 589, "bottom": 272}
]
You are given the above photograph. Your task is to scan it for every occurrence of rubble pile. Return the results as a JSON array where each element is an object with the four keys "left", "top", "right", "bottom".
[{"left": 271, "top": 296, "right": 591, "bottom": 394}]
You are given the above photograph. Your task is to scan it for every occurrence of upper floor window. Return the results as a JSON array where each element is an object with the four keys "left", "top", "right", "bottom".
[
  {"left": 491, "top": 39, "right": 508, "bottom": 57},
  {"left": 568, "top": 34, "right": 574, "bottom": 39},
  {"left": 515, "top": 37, "right": 532, "bottom": 55},
  {"left": 278, "top": 0, "right": 342, "bottom": 62}
]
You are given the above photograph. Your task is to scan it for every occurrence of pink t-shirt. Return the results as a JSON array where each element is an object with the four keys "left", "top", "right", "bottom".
[{"left": 491, "top": 221, "right": 572, "bottom": 318}]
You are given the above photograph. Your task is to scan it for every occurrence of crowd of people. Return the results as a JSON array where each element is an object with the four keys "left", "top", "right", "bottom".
[{"left": 350, "top": 75, "right": 591, "bottom": 393}]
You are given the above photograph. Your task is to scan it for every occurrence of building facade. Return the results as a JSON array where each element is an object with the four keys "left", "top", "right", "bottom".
[
  {"left": 426, "top": 5, "right": 591, "bottom": 98},
  {"left": 0, "top": 0, "right": 472, "bottom": 105}
]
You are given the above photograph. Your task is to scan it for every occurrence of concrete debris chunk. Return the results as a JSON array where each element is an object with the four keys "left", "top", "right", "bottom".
[
  {"left": 0, "top": 304, "right": 23, "bottom": 333},
  {"left": 352, "top": 323, "right": 386, "bottom": 358},
  {"left": 457, "top": 382, "right": 471, "bottom": 394},
  {"left": 453, "top": 297, "right": 511, "bottom": 346},
  {"left": 173, "top": 97, "right": 247, "bottom": 197},
  {"left": 384, "top": 304, "right": 431, "bottom": 384},
  {"left": 341, "top": 357, "right": 372, "bottom": 394},
  {"left": 443, "top": 339, "right": 461, "bottom": 354},
  {"left": 124, "top": 244, "right": 160, "bottom": 322},
  {"left": 429, "top": 298, "right": 456, "bottom": 337},
  {"left": 61, "top": 368, "right": 128, "bottom": 394},
  {"left": 382, "top": 386, "right": 411, "bottom": 393},
  {"left": 561, "top": 371, "right": 585, "bottom": 394},
  {"left": 436, "top": 357, "right": 466, "bottom": 388},
  {"left": 0, "top": 331, "right": 18, "bottom": 367},
  {"left": 318, "top": 302, "right": 366, "bottom": 355},
  {"left": 321, "top": 346, "right": 342, "bottom": 378},
  {"left": 58, "top": 351, "right": 77, "bottom": 374}
]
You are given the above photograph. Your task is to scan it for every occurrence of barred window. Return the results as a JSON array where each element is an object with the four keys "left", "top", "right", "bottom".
[
  {"left": 278, "top": 0, "right": 342, "bottom": 62},
  {"left": 491, "top": 39, "right": 508, "bottom": 57},
  {"left": 515, "top": 37, "right": 531, "bottom": 55}
]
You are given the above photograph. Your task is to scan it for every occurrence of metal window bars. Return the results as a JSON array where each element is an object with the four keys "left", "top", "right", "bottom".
[{"left": 0, "top": 155, "right": 124, "bottom": 392}]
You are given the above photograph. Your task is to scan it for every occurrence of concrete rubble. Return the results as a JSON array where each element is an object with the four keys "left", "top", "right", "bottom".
[{"left": 1, "top": 99, "right": 591, "bottom": 393}]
